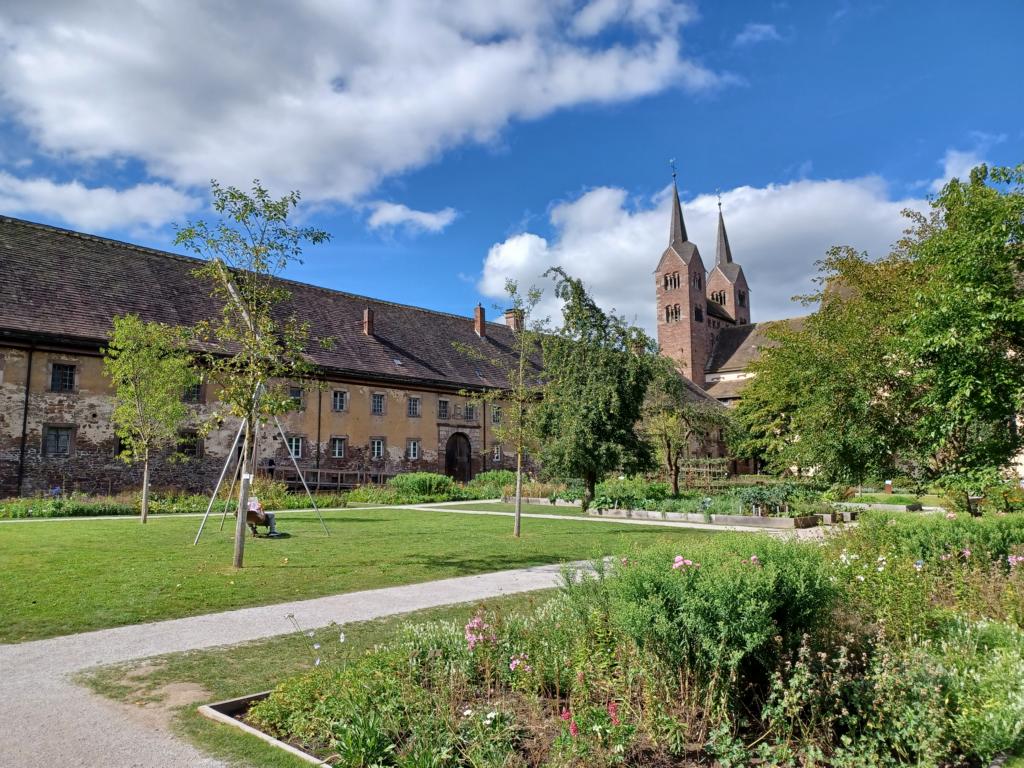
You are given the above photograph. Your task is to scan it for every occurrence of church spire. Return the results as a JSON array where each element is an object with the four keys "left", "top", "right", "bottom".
[
  {"left": 669, "top": 160, "right": 688, "bottom": 249},
  {"left": 715, "top": 199, "right": 733, "bottom": 266}
]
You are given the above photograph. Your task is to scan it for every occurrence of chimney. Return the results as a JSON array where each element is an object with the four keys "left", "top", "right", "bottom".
[
  {"left": 504, "top": 308, "right": 523, "bottom": 332},
  {"left": 474, "top": 304, "right": 486, "bottom": 337},
  {"left": 362, "top": 307, "right": 374, "bottom": 336}
]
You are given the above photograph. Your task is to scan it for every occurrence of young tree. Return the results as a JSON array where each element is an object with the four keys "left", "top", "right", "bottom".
[
  {"left": 175, "top": 180, "right": 329, "bottom": 568},
  {"left": 534, "top": 268, "right": 656, "bottom": 508},
  {"left": 456, "top": 280, "right": 545, "bottom": 537},
  {"left": 103, "top": 314, "right": 195, "bottom": 523},
  {"left": 642, "top": 358, "right": 730, "bottom": 495}
]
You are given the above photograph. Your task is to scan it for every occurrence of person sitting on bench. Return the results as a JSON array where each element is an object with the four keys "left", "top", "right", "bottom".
[{"left": 246, "top": 496, "right": 278, "bottom": 536}]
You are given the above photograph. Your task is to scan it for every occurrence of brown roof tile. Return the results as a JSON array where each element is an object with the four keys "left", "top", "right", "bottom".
[{"left": 0, "top": 215, "right": 526, "bottom": 391}]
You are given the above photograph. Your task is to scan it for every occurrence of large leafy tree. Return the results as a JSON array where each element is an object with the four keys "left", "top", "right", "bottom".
[
  {"left": 733, "top": 163, "right": 1024, "bottom": 490},
  {"left": 534, "top": 268, "right": 656, "bottom": 508},
  {"left": 642, "top": 358, "right": 731, "bottom": 495},
  {"left": 103, "top": 314, "right": 196, "bottom": 523},
  {"left": 899, "top": 164, "right": 1024, "bottom": 482},
  {"left": 457, "top": 280, "right": 546, "bottom": 537},
  {"left": 175, "top": 180, "right": 329, "bottom": 568}
]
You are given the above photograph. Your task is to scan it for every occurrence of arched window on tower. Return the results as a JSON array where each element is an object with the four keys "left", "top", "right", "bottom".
[
  {"left": 694, "top": 305, "right": 704, "bottom": 323},
  {"left": 738, "top": 290, "right": 747, "bottom": 308},
  {"left": 664, "top": 305, "right": 670, "bottom": 323}
]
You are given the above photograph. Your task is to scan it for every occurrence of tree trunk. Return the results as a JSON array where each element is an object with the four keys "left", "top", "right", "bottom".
[
  {"left": 140, "top": 449, "right": 151, "bottom": 524},
  {"left": 233, "top": 420, "right": 251, "bottom": 569},
  {"left": 513, "top": 448, "right": 523, "bottom": 538},
  {"left": 670, "top": 457, "right": 680, "bottom": 497},
  {"left": 582, "top": 471, "right": 596, "bottom": 511}
]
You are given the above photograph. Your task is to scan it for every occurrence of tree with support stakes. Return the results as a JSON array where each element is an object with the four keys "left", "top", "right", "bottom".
[
  {"left": 456, "top": 279, "right": 545, "bottom": 538},
  {"left": 102, "top": 314, "right": 196, "bottom": 524},
  {"left": 176, "top": 180, "right": 330, "bottom": 568}
]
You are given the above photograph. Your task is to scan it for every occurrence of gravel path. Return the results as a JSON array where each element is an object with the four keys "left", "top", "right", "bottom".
[{"left": 0, "top": 562, "right": 573, "bottom": 768}]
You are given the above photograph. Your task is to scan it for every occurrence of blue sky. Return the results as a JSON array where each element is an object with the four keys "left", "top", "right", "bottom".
[{"left": 1, "top": 1, "right": 1021, "bottom": 331}]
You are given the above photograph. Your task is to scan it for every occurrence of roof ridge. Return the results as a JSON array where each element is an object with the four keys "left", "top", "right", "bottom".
[{"left": 0, "top": 214, "right": 508, "bottom": 329}]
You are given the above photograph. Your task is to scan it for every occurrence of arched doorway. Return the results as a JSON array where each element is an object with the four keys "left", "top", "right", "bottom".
[{"left": 444, "top": 433, "right": 472, "bottom": 482}]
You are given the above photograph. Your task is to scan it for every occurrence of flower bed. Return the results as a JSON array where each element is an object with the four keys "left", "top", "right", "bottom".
[{"left": 228, "top": 517, "right": 1024, "bottom": 765}]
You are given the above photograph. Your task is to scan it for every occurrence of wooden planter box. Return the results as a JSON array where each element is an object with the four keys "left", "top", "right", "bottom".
[
  {"left": 198, "top": 692, "right": 328, "bottom": 765},
  {"left": 588, "top": 508, "right": 818, "bottom": 529}
]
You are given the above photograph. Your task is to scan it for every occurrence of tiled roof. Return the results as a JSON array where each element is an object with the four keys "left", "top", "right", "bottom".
[
  {"left": 706, "top": 298, "right": 734, "bottom": 322},
  {"left": 704, "top": 377, "right": 752, "bottom": 400},
  {"left": 705, "top": 317, "right": 805, "bottom": 373},
  {"left": 0, "top": 215, "right": 527, "bottom": 391}
]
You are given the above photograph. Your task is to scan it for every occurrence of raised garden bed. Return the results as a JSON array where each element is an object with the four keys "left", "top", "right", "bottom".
[
  {"left": 588, "top": 507, "right": 819, "bottom": 529},
  {"left": 198, "top": 691, "right": 328, "bottom": 766}
]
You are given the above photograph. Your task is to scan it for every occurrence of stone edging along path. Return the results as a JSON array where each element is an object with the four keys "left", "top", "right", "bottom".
[{"left": 0, "top": 562, "right": 577, "bottom": 768}]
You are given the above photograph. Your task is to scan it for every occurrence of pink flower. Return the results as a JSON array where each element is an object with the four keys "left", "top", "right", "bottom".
[
  {"left": 1008, "top": 555, "right": 1022, "bottom": 569},
  {"left": 620, "top": 557, "right": 629, "bottom": 566},
  {"left": 940, "top": 553, "right": 953, "bottom": 561},
  {"left": 961, "top": 548, "right": 972, "bottom": 559},
  {"left": 608, "top": 700, "right": 620, "bottom": 726},
  {"left": 672, "top": 555, "right": 700, "bottom": 570},
  {"left": 945, "top": 512, "right": 957, "bottom": 520},
  {"left": 561, "top": 707, "right": 572, "bottom": 721},
  {"left": 569, "top": 720, "right": 579, "bottom": 738},
  {"left": 749, "top": 555, "right": 761, "bottom": 566}
]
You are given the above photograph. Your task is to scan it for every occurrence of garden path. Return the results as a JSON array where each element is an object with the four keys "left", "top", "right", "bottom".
[{"left": 0, "top": 561, "right": 575, "bottom": 768}]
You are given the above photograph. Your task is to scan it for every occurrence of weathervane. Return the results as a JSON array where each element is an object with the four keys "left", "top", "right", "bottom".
[
  {"left": 669, "top": 157, "right": 677, "bottom": 181},
  {"left": 716, "top": 188, "right": 722, "bottom": 210}
]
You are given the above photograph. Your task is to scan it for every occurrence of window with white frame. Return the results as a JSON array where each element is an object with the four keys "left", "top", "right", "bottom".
[
  {"left": 370, "top": 438, "right": 385, "bottom": 460},
  {"left": 371, "top": 393, "right": 385, "bottom": 415},
  {"left": 492, "top": 444, "right": 502, "bottom": 461},
  {"left": 491, "top": 406, "right": 502, "bottom": 425},
  {"left": 407, "top": 439, "right": 420, "bottom": 460},
  {"left": 407, "top": 396, "right": 421, "bottom": 418},
  {"left": 438, "top": 399, "right": 449, "bottom": 420},
  {"left": 331, "top": 436, "right": 346, "bottom": 458},
  {"left": 464, "top": 404, "right": 476, "bottom": 421},
  {"left": 286, "top": 436, "right": 302, "bottom": 459},
  {"left": 332, "top": 390, "right": 348, "bottom": 411}
]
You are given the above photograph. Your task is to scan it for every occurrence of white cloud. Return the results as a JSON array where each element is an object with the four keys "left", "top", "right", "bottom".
[
  {"left": 0, "top": 1, "right": 728, "bottom": 208},
  {"left": 733, "top": 22, "right": 782, "bottom": 46},
  {"left": 929, "top": 133, "right": 1005, "bottom": 193},
  {"left": 0, "top": 172, "right": 198, "bottom": 231},
  {"left": 479, "top": 177, "right": 929, "bottom": 332},
  {"left": 366, "top": 202, "right": 457, "bottom": 233}
]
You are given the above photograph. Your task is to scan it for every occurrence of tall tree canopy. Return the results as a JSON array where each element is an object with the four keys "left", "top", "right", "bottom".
[
  {"left": 732, "top": 163, "right": 1024, "bottom": 490},
  {"left": 534, "top": 268, "right": 656, "bottom": 507}
]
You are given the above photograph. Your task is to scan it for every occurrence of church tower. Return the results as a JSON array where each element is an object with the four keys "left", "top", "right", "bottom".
[
  {"left": 654, "top": 178, "right": 711, "bottom": 387},
  {"left": 705, "top": 202, "right": 750, "bottom": 325}
]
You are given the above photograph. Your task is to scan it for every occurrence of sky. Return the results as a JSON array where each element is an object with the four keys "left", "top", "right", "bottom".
[{"left": 1, "top": 1, "right": 1022, "bottom": 333}]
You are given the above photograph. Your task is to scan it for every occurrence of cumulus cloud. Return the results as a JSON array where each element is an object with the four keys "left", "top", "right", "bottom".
[
  {"left": 0, "top": 172, "right": 198, "bottom": 231},
  {"left": 479, "top": 177, "right": 929, "bottom": 333},
  {"left": 0, "top": 1, "right": 728, "bottom": 210},
  {"left": 366, "top": 202, "right": 458, "bottom": 233},
  {"left": 929, "top": 133, "right": 1005, "bottom": 193},
  {"left": 733, "top": 22, "right": 782, "bottom": 46}
]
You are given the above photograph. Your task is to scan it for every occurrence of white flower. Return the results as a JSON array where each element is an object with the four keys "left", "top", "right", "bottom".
[
  {"left": 856, "top": 575, "right": 865, "bottom": 582},
  {"left": 307, "top": 630, "right": 315, "bottom": 638},
  {"left": 314, "top": 658, "right": 321, "bottom": 666},
  {"left": 339, "top": 632, "right": 346, "bottom": 643},
  {"left": 463, "top": 709, "right": 473, "bottom": 717},
  {"left": 486, "top": 711, "right": 497, "bottom": 720},
  {"left": 313, "top": 643, "right": 321, "bottom": 650}
]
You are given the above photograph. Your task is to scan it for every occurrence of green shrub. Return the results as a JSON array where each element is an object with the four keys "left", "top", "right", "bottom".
[
  {"left": 466, "top": 469, "right": 516, "bottom": 498},
  {"left": 593, "top": 476, "right": 669, "bottom": 509},
  {"left": 849, "top": 510, "right": 1024, "bottom": 563},
  {"left": 388, "top": 472, "right": 457, "bottom": 498}
]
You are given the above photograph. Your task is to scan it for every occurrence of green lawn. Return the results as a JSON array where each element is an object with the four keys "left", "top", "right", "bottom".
[
  {"left": 428, "top": 501, "right": 585, "bottom": 516},
  {"left": 0, "top": 507, "right": 715, "bottom": 642},
  {"left": 82, "top": 591, "right": 552, "bottom": 768}
]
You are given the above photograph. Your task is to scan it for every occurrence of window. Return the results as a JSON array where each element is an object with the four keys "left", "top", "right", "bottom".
[
  {"left": 464, "top": 404, "right": 476, "bottom": 421},
  {"left": 371, "top": 393, "right": 385, "bottom": 415},
  {"left": 694, "top": 305, "right": 704, "bottom": 322},
  {"left": 331, "top": 436, "right": 346, "bottom": 458},
  {"left": 287, "top": 436, "right": 302, "bottom": 459},
  {"left": 738, "top": 290, "right": 747, "bottom": 308},
  {"left": 407, "top": 439, "right": 420, "bottom": 460},
  {"left": 177, "top": 430, "right": 203, "bottom": 459},
  {"left": 438, "top": 399, "right": 450, "bottom": 420},
  {"left": 492, "top": 444, "right": 502, "bottom": 461},
  {"left": 691, "top": 272, "right": 703, "bottom": 290},
  {"left": 370, "top": 438, "right": 385, "bottom": 460},
  {"left": 407, "top": 397, "right": 421, "bottom": 418},
  {"left": 289, "top": 386, "right": 304, "bottom": 409},
  {"left": 43, "top": 426, "right": 72, "bottom": 457},
  {"left": 51, "top": 363, "right": 75, "bottom": 393},
  {"left": 332, "top": 390, "right": 348, "bottom": 412},
  {"left": 183, "top": 382, "right": 203, "bottom": 403},
  {"left": 491, "top": 406, "right": 502, "bottom": 425}
]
